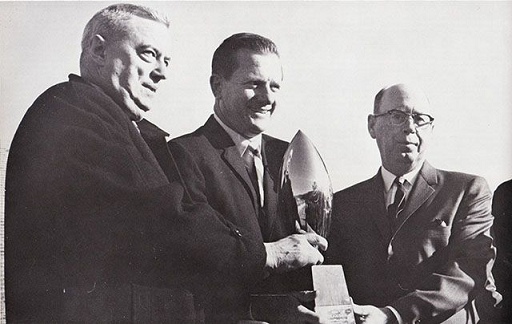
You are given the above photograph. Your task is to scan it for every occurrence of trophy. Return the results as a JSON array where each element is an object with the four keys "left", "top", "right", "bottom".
[
  {"left": 278, "top": 130, "right": 355, "bottom": 324},
  {"left": 279, "top": 130, "right": 333, "bottom": 237}
]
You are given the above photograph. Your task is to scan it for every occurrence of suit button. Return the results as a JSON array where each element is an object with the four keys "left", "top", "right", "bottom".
[
  {"left": 387, "top": 244, "right": 394, "bottom": 260},
  {"left": 233, "top": 229, "right": 243, "bottom": 237}
]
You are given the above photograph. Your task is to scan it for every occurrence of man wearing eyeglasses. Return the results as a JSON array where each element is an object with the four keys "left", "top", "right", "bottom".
[{"left": 326, "top": 83, "right": 498, "bottom": 323}]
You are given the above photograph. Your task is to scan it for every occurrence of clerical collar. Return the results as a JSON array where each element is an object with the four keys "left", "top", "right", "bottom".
[
  {"left": 381, "top": 165, "right": 422, "bottom": 193},
  {"left": 214, "top": 114, "right": 262, "bottom": 157}
]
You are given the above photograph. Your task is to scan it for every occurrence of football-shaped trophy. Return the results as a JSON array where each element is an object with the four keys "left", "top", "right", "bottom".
[
  {"left": 278, "top": 130, "right": 355, "bottom": 324},
  {"left": 279, "top": 130, "right": 333, "bottom": 237}
]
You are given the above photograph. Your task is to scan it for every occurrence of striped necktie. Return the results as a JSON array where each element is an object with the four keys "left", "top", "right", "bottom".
[{"left": 388, "top": 177, "right": 406, "bottom": 219}]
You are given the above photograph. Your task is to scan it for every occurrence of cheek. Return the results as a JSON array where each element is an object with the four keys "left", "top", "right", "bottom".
[
  {"left": 417, "top": 132, "right": 432, "bottom": 150},
  {"left": 242, "top": 89, "right": 255, "bottom": 100}
]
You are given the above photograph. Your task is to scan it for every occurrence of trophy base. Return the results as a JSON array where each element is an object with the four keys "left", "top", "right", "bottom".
[{"left": 312, "top": 265, "right": 356, "bottom": 324}]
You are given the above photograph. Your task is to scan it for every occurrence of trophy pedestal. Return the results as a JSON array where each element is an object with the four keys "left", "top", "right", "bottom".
[
  {"left": 249, "top": 266, "right": 354, "bottom": 324},
  {"left": 312, "top": 265, "right": 355, "bottom": 324}
]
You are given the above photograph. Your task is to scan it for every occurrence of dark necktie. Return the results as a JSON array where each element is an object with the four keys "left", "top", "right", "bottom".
[
  {"left": 388, "top": 177, "right": 406, "bottom": 220},
  {"left": 243, "top": 145, "right": 269, "bottom": 238},
  {"left": 243, "top": 145, "right": 264, "bottom": 207}
]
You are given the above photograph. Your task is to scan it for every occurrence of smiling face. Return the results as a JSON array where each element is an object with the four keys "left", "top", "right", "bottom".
[
  {"left": 99, "top": 16, "right": 171, "bottom": 120},
  {"left": 368, "top": 84, "right": 434, "bottom": 175},
  {"left": 212, "top": 50, "right": 282, "bottom": 138}
]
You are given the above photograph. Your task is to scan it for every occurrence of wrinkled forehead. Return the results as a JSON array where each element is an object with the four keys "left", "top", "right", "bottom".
[
  {"left": 122, "top": 16, "right": 172, "bottom": 51},
  {"left": 380, "top": 84, "right": 431, "bottom": 115}
]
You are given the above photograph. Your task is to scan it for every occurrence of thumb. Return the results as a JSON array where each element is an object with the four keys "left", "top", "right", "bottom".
[
  {"left": 295, "top": 220, "right": 306, "bottom": 233},
  {"left": 306, "top": 233, "right": 328, "bottom": 251},
  {"left": 352, "top": 304, "right": 369, "bottom": 316}
]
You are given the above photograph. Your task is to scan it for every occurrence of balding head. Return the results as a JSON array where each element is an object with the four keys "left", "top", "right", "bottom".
[
  {"left": 374, "top": 83, "right": 431, "bottom": 115},
  {"left": 369, "top": 83, "right": 434, "bottom": 176}
]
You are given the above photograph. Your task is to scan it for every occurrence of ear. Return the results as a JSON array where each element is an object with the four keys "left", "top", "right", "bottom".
[
  {"left": 368, "top": 114, "right": 377, "bottom": 139},
  {"left": 89, "top": 34, "right": 107, "bottom": 65},
  {"left": 210, "top": 74, "right": 223, "bottom": 99}
]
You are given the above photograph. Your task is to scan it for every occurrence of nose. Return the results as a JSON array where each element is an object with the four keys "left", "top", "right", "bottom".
[
  {"left": 151, "top": 59, "right": 168, "bottom": 82},
  {"left": 402, "top": 115, "right": 416, "bottom": 134},
  {"left": 256, "top": 83, "right": 275, "bottom": 106}
]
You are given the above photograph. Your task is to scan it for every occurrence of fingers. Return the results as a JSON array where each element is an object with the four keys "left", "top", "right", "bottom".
[
  {"left": 305, "top": 233, "right": 328, "bottom": 251},
  {"left": 296, "top": 305, "right": 321, "bottom": 324}
]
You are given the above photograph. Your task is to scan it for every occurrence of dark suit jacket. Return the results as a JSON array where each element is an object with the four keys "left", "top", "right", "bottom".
[
  {"left": 5, "top": 76, "right": 266, "bottom": 323},
  {"left": 326, "top": 161, "right": 496, "bottom": 324},
  {"left": 488, "top": 179, "right": 512, "bottom": 322},
  {"left": 169, "top": 116, "right": 296, "bottom": 323}
]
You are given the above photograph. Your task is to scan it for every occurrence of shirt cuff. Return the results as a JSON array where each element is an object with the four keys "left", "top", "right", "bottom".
[{"left": 385, "top": 306, "right": 403, "bottom": 324}]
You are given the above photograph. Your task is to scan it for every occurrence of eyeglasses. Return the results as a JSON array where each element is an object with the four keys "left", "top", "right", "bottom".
[{"left": 373, "top": 109, "right": 434, "bottom": 128}]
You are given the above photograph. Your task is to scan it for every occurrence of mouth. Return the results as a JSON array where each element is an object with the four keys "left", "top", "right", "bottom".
[
  {"left": 143, "top": 84, "right": 157, "bottom": 93},
  {"left": 397, "top": 141, "right": 418, "bottom": 153},
  {"left": 248, "top": 105, "right": 273, "bottom": 115}
]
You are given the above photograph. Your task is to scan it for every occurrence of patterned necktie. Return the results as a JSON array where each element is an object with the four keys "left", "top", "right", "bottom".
[
  {"left": 243, "top": 145, "right": 265, "bottom": 207},
  {"left": 388, "top": 177, "right": 406, "bottom": 219}
]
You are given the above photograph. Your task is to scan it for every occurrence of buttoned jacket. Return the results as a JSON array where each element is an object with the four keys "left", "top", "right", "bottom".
[
  {"left": 168, "top": 116, "right": 295, "bottom": 323},
  {"left": 326, "top": 161, "right": 496, "bottom": 324}
]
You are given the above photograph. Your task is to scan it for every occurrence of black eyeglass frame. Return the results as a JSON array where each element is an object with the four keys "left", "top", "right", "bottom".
[{"left": 372, "top": 109, "right": 435, "bottom": 128}]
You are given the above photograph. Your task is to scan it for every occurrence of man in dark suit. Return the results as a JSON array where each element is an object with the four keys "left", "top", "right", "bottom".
[
  {"left": 326, "top": 84, "right": 498, "bottom": 323},
  {"left": 5, "top": 6, "right": 324, "bottom": 323},
  {"left": 168, "top": 33, "right": 327, "bottom": 323},
  {"left": 490, "top": 179, "right": 512, "bottom": 322}
]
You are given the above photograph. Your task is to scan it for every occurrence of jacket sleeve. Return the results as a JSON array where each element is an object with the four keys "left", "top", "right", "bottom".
[
  {"left": 6, "top": 91, "right": 266, "bottom": 300},
  {"left": 391, "top": 176, "right": 496, "bottom": 323}
]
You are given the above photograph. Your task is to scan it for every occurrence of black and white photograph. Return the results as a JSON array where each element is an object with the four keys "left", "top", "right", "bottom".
[{"left": 0, "top": 1, "right": 511, "bottom": 323}]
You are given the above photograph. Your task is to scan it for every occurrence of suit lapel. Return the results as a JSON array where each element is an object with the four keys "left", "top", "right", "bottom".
[
  {"left": 204, "top": 117, "right": 259, "bottom": 211},
  {"left": 394, "top": 161, "right": 437, "bottom": 234}
]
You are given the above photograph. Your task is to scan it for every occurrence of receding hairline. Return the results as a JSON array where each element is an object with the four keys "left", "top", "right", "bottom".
[{"left": 374, "top": 83, "right": 430, "bottom": 114}]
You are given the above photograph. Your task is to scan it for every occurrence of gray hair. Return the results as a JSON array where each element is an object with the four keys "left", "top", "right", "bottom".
[{"left": 80, "top": 3, "right": 169, "bottom": 69}]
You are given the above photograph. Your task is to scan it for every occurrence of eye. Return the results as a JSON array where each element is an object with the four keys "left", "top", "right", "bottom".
[
  {"left": 270, "top": 83, "right": 281, "bottom": 92},
  {"left": 244, "top": 81, "right": 260, "bottom": 89},
  {"left": 413, "top": 114, "right": 432, "bottom": 126},
  {"left": 390, "top": 111, "right": 407, "bottom": 124},
  {"left": 140, "top": 49, "right": 157, "bottom": 61}
]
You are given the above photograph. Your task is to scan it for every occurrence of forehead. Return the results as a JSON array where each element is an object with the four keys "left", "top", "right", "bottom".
[
  {"left": 232, "top": 50, "right": 282, "bottom": 79},
  {"left": 120, "top": 16, "right": 172, "bottom": 51},
  {"left": 380, "top": 85, "right": 431, "bottom": 114}
]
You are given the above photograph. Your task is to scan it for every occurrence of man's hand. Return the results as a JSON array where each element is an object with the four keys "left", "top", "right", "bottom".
[
  {"left": 353, "top": 304, "right": 396, "bottom": 324},
  {"left": 264, "top": 233, "right": 328, "bottom": 273},
  {"left": 249, "top": 291, "right": 329, "bottom": 324}
]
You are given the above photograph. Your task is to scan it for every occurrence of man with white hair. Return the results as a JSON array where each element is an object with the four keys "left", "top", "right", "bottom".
[{"left": 5, "top": 4, "right": 324, "bottom": 323}]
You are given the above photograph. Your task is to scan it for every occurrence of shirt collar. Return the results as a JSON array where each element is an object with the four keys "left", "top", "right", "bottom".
[
  {"left": 214, "top": 114, "right": 262, "bottom": 157},
  {"left": 381, "top": 164, "right": 422, "bottom": 193}
]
